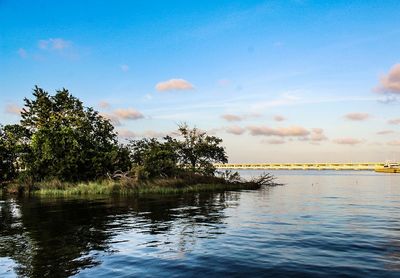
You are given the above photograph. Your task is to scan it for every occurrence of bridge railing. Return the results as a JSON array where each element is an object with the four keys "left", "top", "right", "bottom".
[{"left": 214, "top": 162, "right": 388, "bottom": 171}]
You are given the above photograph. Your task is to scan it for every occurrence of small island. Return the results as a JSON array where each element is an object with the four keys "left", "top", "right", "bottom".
[{"left": 0, "top": 87, "right": 276, "bottom": 196}]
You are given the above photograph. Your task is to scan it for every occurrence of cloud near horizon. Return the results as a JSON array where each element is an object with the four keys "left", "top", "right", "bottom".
[
  {"left": 262, "top": 139, "right": 285, "bottom": 144},
  {"left": 273, "top": 115, "right": 286, "bottom": 122},
  {"left": 376, "top": 130, "right": 395, "bottom": 135},
  {"left": 333, "top": 138, "right": 364, "bottom": 145},
  {"left": 155, "top": 79, "right": 194, "bottom": 91},
  {"left": 387, "top": 140, "right": 400, "bottom": 146},
  {"left": 376, "top": 63, "right": 400, "bottom": 94},
  {"left": 225, "top": 126, "right": 246, "bottom": 135},
  {"left": 117, "top": 129, "right": 170, "bottom": 139},
  {"left": 221, "top": 113, "right": 261, "bottom": 122},
  {"left": 344, "top": 112, "right": 371, "bottom": 121},
  {"left": 388, "top": 118, "right": 400, "bottom": 125},
  {"left": 247, "top": 125, "right": 310, "bottom": 137}
]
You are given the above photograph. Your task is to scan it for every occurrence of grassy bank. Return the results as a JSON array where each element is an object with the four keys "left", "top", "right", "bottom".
[{"left": 1, "top": 173, "right": 276, "bottom": 196}]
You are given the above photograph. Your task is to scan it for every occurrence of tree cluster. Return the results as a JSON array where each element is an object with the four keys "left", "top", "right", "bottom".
[
  {"left": 129, "top": 124, "right": 228, "bottom": 179},
  {"left": 0, "top": 87, "right": 228, "bottom": 184}
]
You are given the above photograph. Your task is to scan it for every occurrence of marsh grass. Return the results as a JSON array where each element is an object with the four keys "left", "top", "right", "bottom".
[{"left": 2, "top": 172, "right": 277, "bottom": 196}]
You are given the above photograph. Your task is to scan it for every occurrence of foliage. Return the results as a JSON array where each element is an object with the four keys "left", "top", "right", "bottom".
[
  {"left": 129, "top": 137, "right": 179, "bottom": 178},
  {"left": 0, "top": 124, "right": 30, "bottom": 183},
  {"left": 2, "top": 86, "right": 131, "bottom": 182},
  {"left": 129, "top": 124, "right": 228, "bottom": 178},
  {"left": 174, "top": 123, "right": 228, "bottom": 175}
]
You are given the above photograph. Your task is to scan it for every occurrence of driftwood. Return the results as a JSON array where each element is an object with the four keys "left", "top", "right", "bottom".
[{"left": 251, "top": 173, "right": 283, "bottom": 186}]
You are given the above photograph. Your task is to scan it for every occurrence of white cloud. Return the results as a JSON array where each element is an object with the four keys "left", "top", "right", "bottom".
[
  {"left": 155, "top": 79, "right": 194, "bottom": 91},
  {"left": 38, "top": 38, "right": 71, "bottom": 50}
]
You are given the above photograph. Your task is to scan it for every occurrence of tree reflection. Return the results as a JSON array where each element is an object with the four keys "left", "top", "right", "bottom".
[{"left": 0, "top": 191, "right": 241, "bottom": 277}]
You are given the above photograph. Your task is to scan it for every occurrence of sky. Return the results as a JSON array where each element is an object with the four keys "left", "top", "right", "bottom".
[{"left": 1, "top": 0, "right": 400, "bottom": 163}]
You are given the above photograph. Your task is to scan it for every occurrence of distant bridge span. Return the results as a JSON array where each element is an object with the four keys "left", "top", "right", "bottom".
[{"left": 214, "top": 162, "right": 389, "bottom": 171}]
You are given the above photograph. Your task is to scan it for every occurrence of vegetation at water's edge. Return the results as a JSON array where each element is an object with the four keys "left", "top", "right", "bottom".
[{"left": 0, "top": 86, "right": 279, "bottom": 196}]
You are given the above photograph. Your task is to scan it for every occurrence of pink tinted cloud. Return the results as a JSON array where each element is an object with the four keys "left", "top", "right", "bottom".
[
  {"left": 98, "top": 101, "right": 110, "bottom": 109},
  {"left": 155, "top": 79, "right": 194, "bottom": 91},
  {"left": 114, "top": 108, "right": 144, "bottom": 120},
  {"left": 333, "top": 138, "right": 364, "bottom": 145},
  {"left": 262, "top": 139, "right": 285, "bottom": 144},
  {"left": 100, "top": 113, "right": 121, "bottom": 126},
  {"left": 248, "top": 125, "right": 310, "bottom": 137},
  {"left": 5, "top": 104, "right": 21, "bottom": 115},
  {"left": 273, "top": 115, "right": 286, "bottom": 122},
  {"left": 221, "top": 114, "right": 243, "bottom": 122},
  {"left": 226, "top": 126, "right": 246, "bottom": 135},
  {"left": 376, "top": 63, "right": 400, "bottom": 94},
  {"left": 310, "top": 128, "right": 328, "bottom": 141},
  {"left": 344, "top": 113, "right": 371, "bottom": 121},
  {"left": 376, "top": 130, "right": 395, "bottom": 135},
  {"left": 388, "top": 118, "right": 400, "bottom": 125},
  {"left": 387, "top": 140, "right": 400, "bottom": 146}
]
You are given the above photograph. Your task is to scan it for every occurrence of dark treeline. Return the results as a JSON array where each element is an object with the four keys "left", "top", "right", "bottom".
[{"left": 0, "top": 86, "right": 228, "bottom": 187}]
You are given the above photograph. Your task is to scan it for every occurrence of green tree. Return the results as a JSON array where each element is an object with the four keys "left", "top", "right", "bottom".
[
  {"left": 0, "top": 124, "right": 30, "bottom": 183},
  {"left": 129, "top": 137, "right": 179, "bottom": 178},
  {"left": 129, "top": 124, "right": 228, "bottom": 178},
  {"left": 175, "top": 124, "right": 227, "bottom": 175},
  {"left": 20, "top": 86, "right": 130, "bottom": 181}
]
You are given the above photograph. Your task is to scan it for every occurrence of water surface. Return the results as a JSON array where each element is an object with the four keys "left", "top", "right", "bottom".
[{"left": 1, "top": 171, "right": 400, "bottom": 277}]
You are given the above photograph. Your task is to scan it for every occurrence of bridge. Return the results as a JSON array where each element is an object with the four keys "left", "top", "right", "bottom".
[{"left": 214, "top": 162, "right": 389, "bottom": 171}]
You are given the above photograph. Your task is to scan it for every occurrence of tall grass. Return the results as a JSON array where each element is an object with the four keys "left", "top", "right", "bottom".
[{"left": 2, "top": 172, "right": 277, "bottom": 197}]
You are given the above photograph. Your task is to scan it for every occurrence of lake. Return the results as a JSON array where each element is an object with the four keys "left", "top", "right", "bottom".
[{"left": 1, "top": 171, "right": 400, "bottom": 277}]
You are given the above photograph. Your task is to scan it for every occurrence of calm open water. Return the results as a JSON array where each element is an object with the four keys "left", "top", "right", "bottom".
[{"left": 1, "top": 170, "right": 400, "bottom": 277}]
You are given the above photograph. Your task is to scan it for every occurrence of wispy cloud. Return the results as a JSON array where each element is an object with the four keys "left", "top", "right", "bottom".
[
  {"left": 117, "top": 129, "right": 170, "bottom": 139},
  {"left": 387, "top": 140, "right": 400, "bottom": 146},
  {"left": 114, "top": 108, "right": 144, "bottom": 120},
  {"left": 100, "top": 112, "right": 121, "bottom": 126},
  {"left": 225, "top": 126, "right": 246, "bottom": 135},
  {"left": 98, "top": 101, "right": 110, "bottom": 109},
  {"left": 376, "top": 63, "right": 400, "bottom": 94},
  {"left": 5, "top": 104, "right": 21, "bottom": 115},
  {"left": 248, "top": 125, "right": 310, "bottom": 137},
  {"left": 120, "top": 64, "right": 129, "bottom": 72},
  {"left": 388, "top": 118, "right": 400, "bottom": 125},
  {"left": 262, "top": 139, "right": 285, "bottom": 144},
  {"left": 17, "top": 48, "right": 27, "bottom": 58},
  {"left": 344, "top": 112, "right": 371, "bottom": 121},
  {"left": 273, "top": 115, "right": 286, "bottom": 122},
  {"left": 310, "top": 128, "right": 328, "bottom": 141},
  {"left": 333, "top": 138, "right": 364, "bottom": 145},
  {"left": 221, "top": 114, "right": 243, "bottom": 122},
  {"left": 376, "top": 130, "right": 395, "bottom": 135},
  {"left": 38, "top": 38, "right": 71, "bottom": 50},
  {"left": 221, "top": 113, "right": 261, "bottom": 122},
  {"left": 156, "top": 79, "right": 194, "bottom": 91}
]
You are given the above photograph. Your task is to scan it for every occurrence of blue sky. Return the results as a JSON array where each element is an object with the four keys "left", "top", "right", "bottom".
[{"left": 1, "top": 0, "right": 400, "bottom": 162}]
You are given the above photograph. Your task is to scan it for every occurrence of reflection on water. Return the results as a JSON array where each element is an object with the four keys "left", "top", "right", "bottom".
[{"left": 1, "top": 171, "right": 400, "bottom": 277}]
